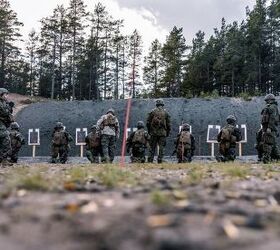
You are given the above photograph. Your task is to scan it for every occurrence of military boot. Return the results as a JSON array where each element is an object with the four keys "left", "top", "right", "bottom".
[{"left": 1, "top": 159, "right": 13, "bottom": 167}]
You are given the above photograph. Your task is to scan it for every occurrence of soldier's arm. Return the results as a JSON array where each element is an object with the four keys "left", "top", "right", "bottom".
[
  {"left": 234, "top": 128, "right": 242, "bottom": 142},
  {"left": 191, "top": 135, "right": 196, "bottom": 151},
  {"left": 146, "top": 112, "right": 153, "bottom": 133},
  {"left": 115, "top": 118, "right": 120, "bottom": 138},
  {"left": 165, "top": 111, "right": 171, "bottom": 136},
  {"left": 217, "top": 130, "right": 222, "bottom": 142},
  {"left": 66, "top": 132, "right": 73, "bottom": 142},
  {"left": 96, "top": 116, "right": 105, "bottom": 130}
]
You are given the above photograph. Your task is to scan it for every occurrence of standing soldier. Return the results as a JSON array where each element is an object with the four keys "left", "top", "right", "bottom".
[
  {"left": 0, "top": 88, "right": 14, "bottom": 166},
  {"left": 216, "top": 115, "right": 242, "bottom": 162},
  {"left": 51, "top": 122, "right": 73, "bottom": 164},
  {"left": 146, "top": 99, "right": 171, "bottom": 163},
  {"left": 174, "top": 123, "right": 195, "bottom": 163},
  {"left": 126, "top": 121, "right": 150, "bottom": 163},
  {"left": 261, "top": 94, "right": 280, "bottom": 163},
  {"left": 9, "top": 122, "right": 25, "bottom": 163},
  {"left": 85, "top": 125, "right": 101, "bottom": 163},
  {"left": 97, "top": 109, "right": 119, "bottom": 163}
]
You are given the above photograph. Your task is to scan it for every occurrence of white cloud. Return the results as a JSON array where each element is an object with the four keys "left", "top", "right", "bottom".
[{"left": 9, "top": 0, "right": 169, "bottom": 53}]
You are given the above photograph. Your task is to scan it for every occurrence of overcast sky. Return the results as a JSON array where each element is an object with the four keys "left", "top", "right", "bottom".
[{"left": 10, "top": 0, "right": 256, "bottom": 49}]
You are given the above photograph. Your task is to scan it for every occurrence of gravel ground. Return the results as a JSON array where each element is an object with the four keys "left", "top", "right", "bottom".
[{"left": 0, "top": 161, "right": 280, "bottom": 250}]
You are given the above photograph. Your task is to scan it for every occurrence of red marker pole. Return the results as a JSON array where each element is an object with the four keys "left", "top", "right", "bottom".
[{"left": 120, "top": 97, "right": 132, "bottom": 167}]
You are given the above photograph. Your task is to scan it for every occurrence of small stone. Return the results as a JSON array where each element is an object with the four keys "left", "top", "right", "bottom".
[
  {"left": 147, "top": 215, "right": 172, "bottom": 228},
  {"left": 80, "top": 201, "right": 99, "bottom": 214},
  {"left": 222, "top": 219, "right": 239, "bottom": 239}
]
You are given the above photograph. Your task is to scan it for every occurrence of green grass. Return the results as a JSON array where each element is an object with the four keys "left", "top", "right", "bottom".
[{"left": 150, "top": 190, "right": 171, "bottom": 206}]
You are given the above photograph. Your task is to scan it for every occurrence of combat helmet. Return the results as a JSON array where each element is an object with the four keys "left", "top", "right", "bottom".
[
  {"left": 107, "top": 108, "right": 115, "bottom": 115},
  {"left": 264, "top": 94, "right": 276, "bottom": 102},
  {"left": 55, "top": 122, "right": 64, "bottom": 128},
  {"left": 137, "top": 121, "right": 145, "bottom": 129},
  {"left": 181, "top": 123, "right": 190, "bottom": 131},
  {"left": 0, "top": 88, "right": 8, "bottom": 96},
  {"left": 11, "top": 122, "right": 20, "bottom": 130},
  {"left": 226, "top": 115, "right": 236, "bottom": 124},
  {"left": 155, "top": 99, "right": 164, "bottom": 107}
]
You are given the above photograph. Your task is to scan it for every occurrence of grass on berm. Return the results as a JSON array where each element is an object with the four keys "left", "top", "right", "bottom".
[{"left": 0, "top": 162, "right": 279, "bottom": 193}]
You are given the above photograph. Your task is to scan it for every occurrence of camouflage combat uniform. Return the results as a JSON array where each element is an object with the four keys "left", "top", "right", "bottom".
[
  {"left": 216, "top": 115, "right": 242, "bottom": 162},
  {"left": 126, "top": 121, "right": 150, "bottom": 163},
  {"left": 261, "top": 94, "right": 280, "bottom": 164},
  {"left": 255, "top": 128, "right": 263, "bottom": 161},
  {"left": 9, "top": 122, "right": 25, "bottom": 163},
  {"left": 85, "top": 125, "right": 102, "bottom": 163},
  {"left": 146, "top": 99, "right": 171, "bottom": 163},
  {"left": 51, "top": 122, "right": 73, "bottom": 164},
  {"left": 97, "top": 109, "right": 119, "bottom": 163},
  {"left": 0, "top": 88, "right": 13, "bottom": 165},
  {"left": 174, "top": 123, "right": 195, "bottom": 163}
]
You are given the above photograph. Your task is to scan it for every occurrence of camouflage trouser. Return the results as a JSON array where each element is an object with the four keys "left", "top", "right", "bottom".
[
  {"left": 177, "top": 145, "right": 192, "bottom": 163},
  {"left": 216, "top": 143, "right": 236, "bottom": 162},
  {"left": 9, "top": 148, "right": 20, "bottom": 163},
  {"left": 101, "top": 135, "right": 116, "bottom": 163},
  {"left": 51, "top": 145, "right": 69, "bottom": 164},
  {"left": 86, "top": 147, "right": 100, "bottom": 163},
  {"left": 262, "top": 131, "right": 280, "bottom": 163},
  {"left": 0, "top": 128, "right": 11, "bottom": 163},
  {"left": 148, "top": 136, "right": 166, "bottom": 163},
  {"left": 131, "top": 146, "right": 146, "bottom": 163}
]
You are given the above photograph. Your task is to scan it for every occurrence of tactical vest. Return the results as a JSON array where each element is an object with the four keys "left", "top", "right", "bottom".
[
  {"left": 87, "top": 132, "right": 100, "bottom": 148},
  {"left": 179, "top": 131, "right": 192, "bottom": 149},
  {"left": 151, "top": 108, "right": 166, "bottom": 129},
  {"left": 132, "top": 129, "right": 147, "bottom": 145},
  {"left": 53, "top": 130, "right": 67, "bottom": 146},
  {"left": 220, "top": 126, "right": 234, "bottom": 142},
  {"left": 10, "top": 131, "right": 22, "bottom": 148}
]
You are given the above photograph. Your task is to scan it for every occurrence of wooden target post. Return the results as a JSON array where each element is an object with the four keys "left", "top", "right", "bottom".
[
  {"left": 236, "top": 124, "right": 247, "bottom": 156},
  {"left": 76, "top": 128, "right": 88, "bottom": 157},
  {"left": 207, "top": 125, "right": 221, "bottom": 157},
  {"left": 28, "top": 129, "right": 40, "bottom": 158}
]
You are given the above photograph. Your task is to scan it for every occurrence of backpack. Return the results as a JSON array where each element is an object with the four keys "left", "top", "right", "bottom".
[
  {"left": 87, "top": 132, "right": 100, "bottom": 148},
  {"left": 179, "top": 131, "right": 192, "bottom": 149},
  {"left": 103, "top": 113, "right": 117, "bottom": 127},
  {"left": 220, "top": 126, "right": 234, "bottom": 142},
  {"left": 132, "top": 129, "right": 147, "bottom": 145},
  {"left": 151, "top": 108, "right": 166, "bottom": 129},
  {"left": 53, "top": 130, "right": 67, "bottom": 145}
]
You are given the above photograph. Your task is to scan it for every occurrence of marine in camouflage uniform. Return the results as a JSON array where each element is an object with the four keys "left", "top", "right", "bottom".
[
  {"left": 174, "top": 123, "right": 195, "bottom": 163},
  {"left": 0, "top": 88, "right": 14, "bottom": 166},
  {"left": 97, "top": 109, "right": 120, "bottom": 163},
  {"left": 146, "top": 99, "right": 171, "bottom": 163},
  {"left": 216, "top": 115, "right": 242, "bottom": 162},
  {"left": 260, "top": 94, "right": 280, "bottom": 164},
  {"left": 51, "top": 122, "right": 73, "bottom": 164},
  {"left": 126, "top": 121, "right": 150, "bottom": 163},
  {"left": 9, "top": 122, "right": 25, "bottom": 163},
  {"left": 85, "top": 125, "right": 102, "bottom": 163}
]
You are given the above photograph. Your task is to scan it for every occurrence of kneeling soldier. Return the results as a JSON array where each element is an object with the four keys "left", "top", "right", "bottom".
[
  {"left": 9, "top": 122, "right": 25, "bottom": 163},
  {"left": 85, "top": 125, "right": 101, "bottom": 163},
  {"left": 126, "top": 121, "right": 150, "bottom": 163},
  {"left": 216, "top": 115, "right": 242, "bottom": 162},
  {"left": 174, "top": 123, "right": 195, "bottom": 163},
  {"left": 51, "top": 122, "right": 73, "bottom": 164}
]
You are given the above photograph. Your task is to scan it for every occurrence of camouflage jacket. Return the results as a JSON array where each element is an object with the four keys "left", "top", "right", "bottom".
[
  {"left": 0, "top": 99, "right": 13, "bottom": 128},
  {"left": 146, "top": 107, "right": 171, "bottom": 137},
  {"left": 52, "top": 129, "right": 73, "bottom": 146},
  {"left": 85, "top": 131, "right": 101, "bottom": 150},
  {"left": 261, "top": 102, "right": 279, "bottom": 132}
]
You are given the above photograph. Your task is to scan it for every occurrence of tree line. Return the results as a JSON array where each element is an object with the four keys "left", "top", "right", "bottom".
[{"left": 0, "top": 0, "right": 279, "bottom": 100}]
